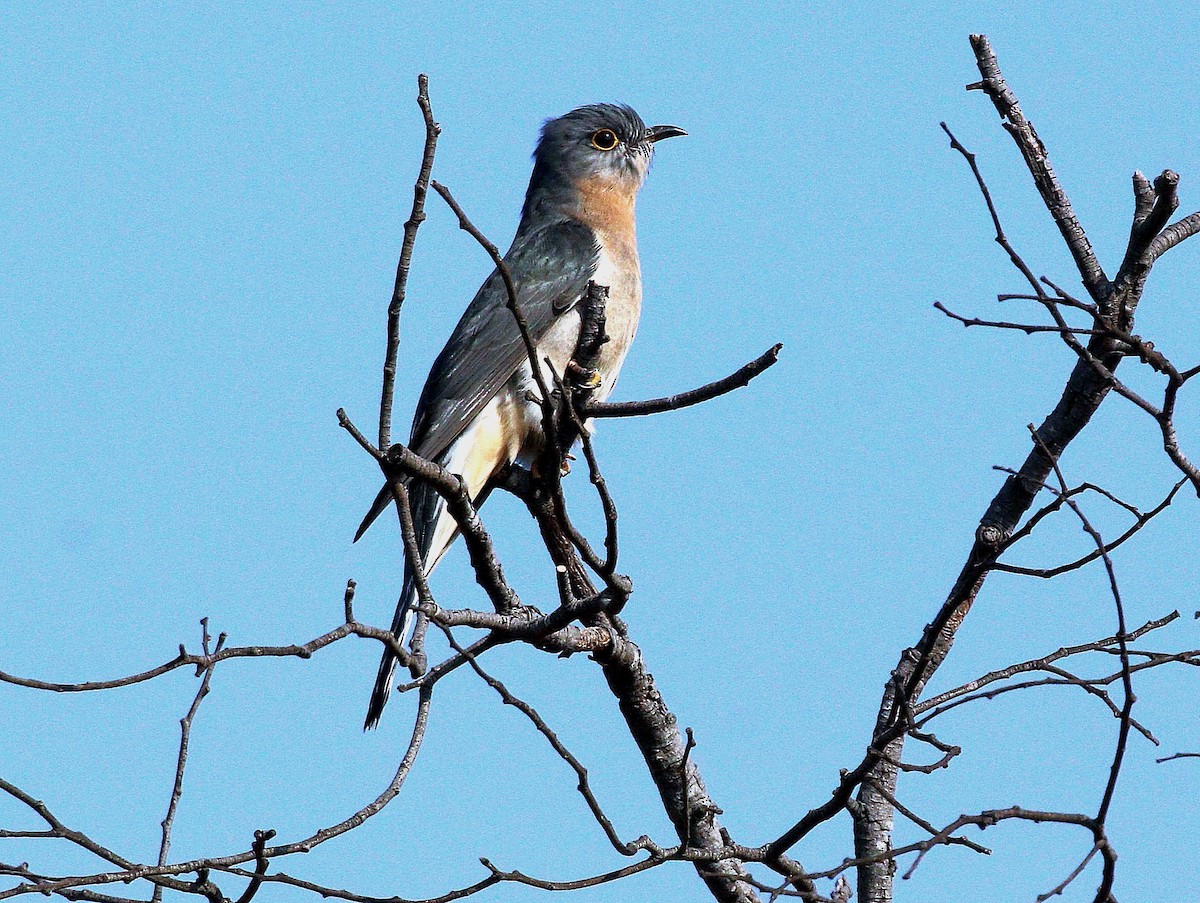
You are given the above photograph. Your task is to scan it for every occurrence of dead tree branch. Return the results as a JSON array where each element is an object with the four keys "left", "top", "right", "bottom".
[
  {"left": 378, "top": 74, "right": 440, "bottom": 451},
  {"left": 850, "top": 34, "right": 1199, "bottom": 903},
  {"left": 581, "top": 344, "right": 782, "bottom": 419},
  {"left": 152, "top": 622, "right": 225, "bottom": 903}
]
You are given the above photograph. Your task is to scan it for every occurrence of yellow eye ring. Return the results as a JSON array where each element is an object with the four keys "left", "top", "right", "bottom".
[{"left": 590, "top": 128, "right": 619, "bottom": 151}]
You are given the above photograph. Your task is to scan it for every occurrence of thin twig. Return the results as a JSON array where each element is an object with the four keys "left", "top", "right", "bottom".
[
  {"left": 582, "top": 345, "right": 782, "bottom": 418},
  {"left": 995, "top": 479, "right": 1184, "bottom": 577},
  {"left": 430, "top": 180, "right": 559, "bottom": 453},
  {"left": 231, "top": 830, "right": 277, "bottom": 903},
  {"left": 0, "top": 686, "right": 434, "bottom": 900},
  {"left": 1155, "top": 751, "right": 1200, "bottom": 764},
  {"left": 379, "top": 74, "right": 440, "bottom": 451},
  {"left": 0, "top": 618, "right": 414, "bottom": 694},
  {"left": 1027, "top": 427, "right": 1130, "bottom": 901},
  {"left": 152, "top": 623, "right": 225, "bottom": 903},
  {"left": 442, "top": 625, "right": 648, "bottom": 857}
]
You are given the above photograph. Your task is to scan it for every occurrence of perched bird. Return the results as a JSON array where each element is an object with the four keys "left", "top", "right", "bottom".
[{"left": 361, "top": 103, "right": 685, "bottom": 728}]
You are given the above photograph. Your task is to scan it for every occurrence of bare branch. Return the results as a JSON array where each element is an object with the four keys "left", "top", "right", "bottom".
[
  {"left": 934, "top": 301, "right": 1103, "bottom": 336},
  {"left": 208, "top": 866, "right": 498, "bottom": 903},
  {"left": 1146, "top": 209, "right": 1200, "bottom": 263},
  {"left": 966, "top": 35, "right": 1110, "bottom": 302},
  {"left": 1038, "top": 844, "right": 1101, "bottom": 903},
  {"left": 0, "top": 617, "right": 414, "bottom": 695},
  {"left": 378, "top": 74, "right": 440, "bottom": 449},
  {"left": 1026, "top": 430, "right": 1130, "bottom": 901},
  {"left": 477, "top": 854, "right": 670, "bottom": 893},
  {"left": 596, "top": 634, "right": 769, "bottom": 902},
  {"left": 446, "top": 627, "right": 649, "bottom": 857},
  {"left": 0, "top": 685, "right": 433, "bottom": 899},
  {"left": 1155, "top": 751, "right": 1200, "bottom": 764},
  {"left": 582, "top": 344, "right": 782, "bottom": 419},
  {"left": 994, "top": 479, "right": 1184, "bottom": 577},
  {"left": 939, "top": 121, "right": 1046, "bottom": 296},
  {"left": 860, "top": 775, "right": 989, "bottom": 856},
  {"left": 152, "top": 623, "right": 225, "bottom": 903},
  {"left": 855, "top": 35, "right": 1193, "bottom": 903},
  {"left": 231, "top": 830, "right": 277, "bottom": 903},
  {"left": 336, "top": 408, "right": 523, "bottom": 617},
  {"left": 431, "top": 180, "right": 559, "bottom": 452}
]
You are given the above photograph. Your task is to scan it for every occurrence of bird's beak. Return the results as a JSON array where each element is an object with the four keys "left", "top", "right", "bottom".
[{"left": 645, "top": 124, "right": 687, "bottom": 143}]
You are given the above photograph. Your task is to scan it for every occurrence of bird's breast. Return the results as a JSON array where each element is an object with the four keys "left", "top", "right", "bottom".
[
  {"left": 587, "top": 236, "right": 642, "bottom": 397},
  {"left": 500, "top": 236, "right": 642, "bottom": 463}
]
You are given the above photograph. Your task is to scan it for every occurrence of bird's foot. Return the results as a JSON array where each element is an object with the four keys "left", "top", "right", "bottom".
[
  {"left": 560, "top": 452, "right": 576, "bottom": 476},
  {"left": 566, "top": 362, "right": 603, "bottom": 391}
]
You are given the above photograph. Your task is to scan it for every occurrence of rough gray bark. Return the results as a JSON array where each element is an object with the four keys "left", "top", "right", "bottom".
[
  {"left": 599, "top": 638, "right": 762, "bottom": 903},
  {"left": 853, "top": 34, "right": 1195, "bottom": 903},
  {"left": 524, "top": 481, "right": 766, "bottom": 903}
]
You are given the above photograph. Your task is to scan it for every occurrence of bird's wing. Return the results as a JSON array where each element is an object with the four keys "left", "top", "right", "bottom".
[
  {"left": 408, "top": 218, "right": 599, "bottom": 462},
  {"left": 352, "top": 219, "right": 598, "bottom": 545}
]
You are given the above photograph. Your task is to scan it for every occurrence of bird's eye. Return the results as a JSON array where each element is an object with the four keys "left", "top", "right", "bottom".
[{"left": 590, "top": 128, "right": 620, "bottom": 151}]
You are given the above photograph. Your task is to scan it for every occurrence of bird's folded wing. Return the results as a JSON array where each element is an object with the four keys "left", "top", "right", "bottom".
[
  {"left": 408, "top": 218, "right": 600, "bottom": 462},
  {"left": 353, "top": 220, "right": 598, "bottom": 543}
]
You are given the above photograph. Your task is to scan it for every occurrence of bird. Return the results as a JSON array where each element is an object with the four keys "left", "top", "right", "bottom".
[{"left": 360, "top": 103, "right": 685, "bottom": 728}]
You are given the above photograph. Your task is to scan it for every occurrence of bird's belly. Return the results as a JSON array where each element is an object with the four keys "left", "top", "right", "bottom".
[
  {"left": 541, "top": 241, "right": 642, "bottom": 401},
  {"left": 590, "top": 234, "right": 642, "bottom": 399}
]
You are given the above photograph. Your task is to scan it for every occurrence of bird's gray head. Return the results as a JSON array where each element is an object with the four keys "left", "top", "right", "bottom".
[{"left": 522, "top": 103, "right": 685, "bottom": 224}]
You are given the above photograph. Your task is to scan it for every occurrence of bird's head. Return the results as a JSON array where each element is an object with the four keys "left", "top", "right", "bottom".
[{"left": 524, "top": 104, "right": 685, "bottom": 222}]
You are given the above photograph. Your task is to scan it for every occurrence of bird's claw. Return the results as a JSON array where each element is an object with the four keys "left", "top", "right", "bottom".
[{"left": 567, "top": 364, "right": 603, "bottom": 390}]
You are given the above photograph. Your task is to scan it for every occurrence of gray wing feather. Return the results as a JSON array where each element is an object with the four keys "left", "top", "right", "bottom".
[{"left": 409, "top": 218, "right": 599, "bottom": 461}]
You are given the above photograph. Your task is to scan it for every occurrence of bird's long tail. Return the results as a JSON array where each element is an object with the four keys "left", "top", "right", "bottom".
[{"left": 363, "top": 476, "right": 442, "bottom": 730}]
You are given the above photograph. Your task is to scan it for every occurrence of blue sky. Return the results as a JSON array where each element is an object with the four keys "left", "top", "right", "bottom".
[{"left": 2, "top": 3, "right": 1199, "bottom": 901}]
